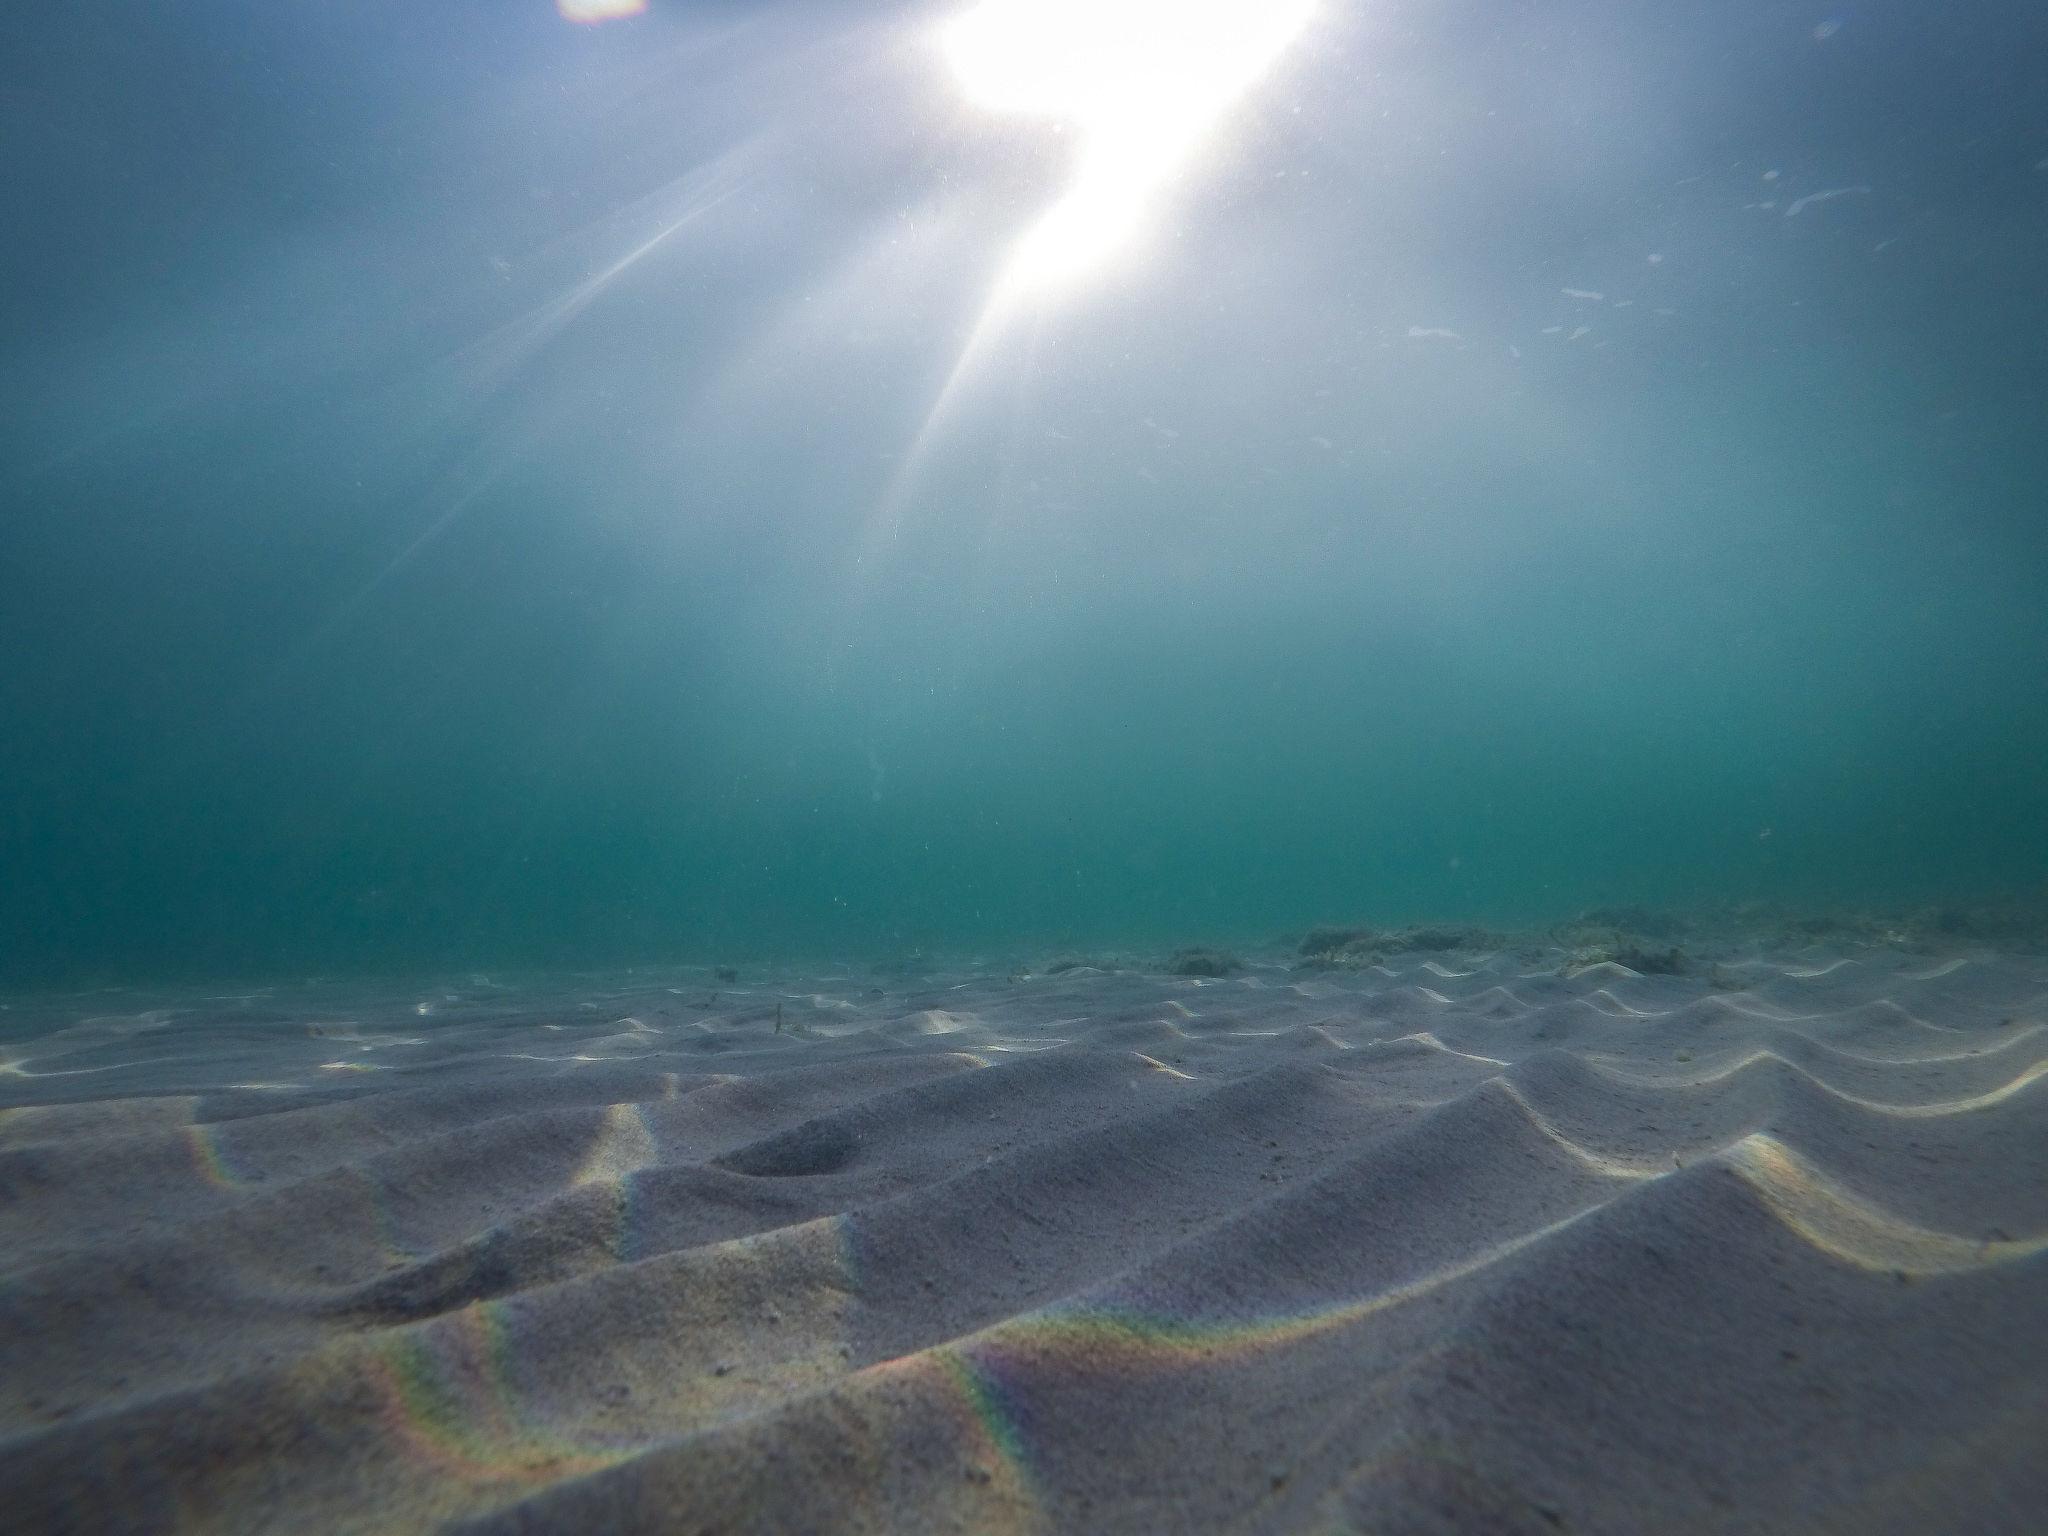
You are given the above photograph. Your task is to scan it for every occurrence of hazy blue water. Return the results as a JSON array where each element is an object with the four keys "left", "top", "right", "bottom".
[{"left": 4, "top": 1, "right": 2044, "bottom": 980}]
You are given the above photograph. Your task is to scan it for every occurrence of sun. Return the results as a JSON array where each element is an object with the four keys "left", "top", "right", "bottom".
[{"left": 943, "top": 0, "right": 1315, "bottom": 293}]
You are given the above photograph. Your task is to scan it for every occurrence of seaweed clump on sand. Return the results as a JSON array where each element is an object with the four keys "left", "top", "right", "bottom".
[
  {"left": 1166, "top": 947, "right": 1242, "bottom": 977},
  {"left": 1572, "top": 946, "right": 1687, "bottom": 978},
  {"left": 1295, "top": 923, "right": 1499, "bottom": 969},
  {"left": 1296, "top": 926, "right": 1380, "bottom": 968},
  {"left": 1902, "top": 902, "right": 2048, "bottom": 952},
  {"left": 1396, "top": 924, "right": 1495, "bottom": 952},
  {"left": 1751, "top": 901, "right": 2048, "bottom": 955},
  {"left": 1553, "top": 910, "right": 1695, "bottom": 975}
]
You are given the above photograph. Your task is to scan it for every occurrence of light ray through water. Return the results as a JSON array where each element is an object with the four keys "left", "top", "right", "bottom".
[{"left": 856, "top": 0, "right": 1318, "bottom": 574}]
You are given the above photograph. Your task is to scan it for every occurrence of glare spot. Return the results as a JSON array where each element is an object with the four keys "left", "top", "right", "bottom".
[
  {"left": 944, "top": 0, "right": 1315, "bottom": 292},
  {"left": 557, "top": 0, "right": 647, "bottom": 22}
]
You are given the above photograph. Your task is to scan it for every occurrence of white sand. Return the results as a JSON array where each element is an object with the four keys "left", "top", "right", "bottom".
[{"left": 2, "top": 937, "right": 2044, "bottom": 1533}]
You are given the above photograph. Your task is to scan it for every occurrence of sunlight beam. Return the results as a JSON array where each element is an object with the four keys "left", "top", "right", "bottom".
[{"left": 944, "top": 0, "right": 1315, "bottom": 294}]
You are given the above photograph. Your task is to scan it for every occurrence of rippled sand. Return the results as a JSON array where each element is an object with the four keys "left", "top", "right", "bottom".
[{"left": 4, "top": 942, "right": 2044, "bottom": 1533}]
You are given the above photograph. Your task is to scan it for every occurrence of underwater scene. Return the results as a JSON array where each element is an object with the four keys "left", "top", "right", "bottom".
[{"left": 3, "top": 2, "right": 2044, "bottom": 1532}]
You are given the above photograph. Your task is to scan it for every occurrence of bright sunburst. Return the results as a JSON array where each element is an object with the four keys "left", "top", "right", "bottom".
[{"left": 944, "top": 0, "right": 1315, "bottom": 293}]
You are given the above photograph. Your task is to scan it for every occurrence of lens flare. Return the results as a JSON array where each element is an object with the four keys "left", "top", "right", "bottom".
[{"left": 944, "top": 0, "right": 1315, "bottom": 292}]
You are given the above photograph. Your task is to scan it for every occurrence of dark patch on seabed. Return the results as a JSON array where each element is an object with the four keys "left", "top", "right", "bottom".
[{"left": 3, "top": 918, "right": 2044, "bottom": 1533}]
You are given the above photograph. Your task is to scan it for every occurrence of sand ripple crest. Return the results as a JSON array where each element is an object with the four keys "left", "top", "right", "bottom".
[{"left": 2, "top": 946, "right": 2044, "bottom": 1533}]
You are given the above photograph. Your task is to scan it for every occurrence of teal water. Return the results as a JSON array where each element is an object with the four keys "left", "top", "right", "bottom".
[{"left": 4, "top": 1, "right": 2044, "bottom": 980}]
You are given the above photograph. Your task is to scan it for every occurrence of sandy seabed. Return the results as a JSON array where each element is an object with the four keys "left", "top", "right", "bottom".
[{"left": 3, "top": 938, "right": 2044, "bottom": 1534}]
